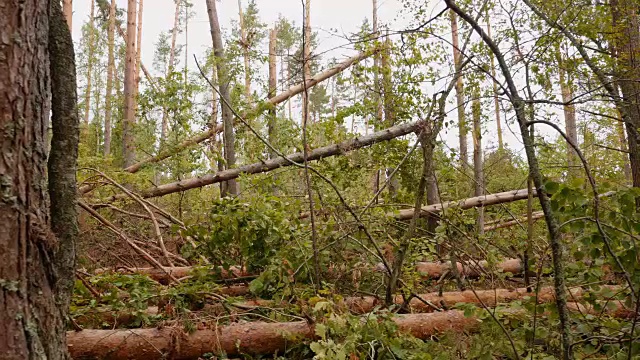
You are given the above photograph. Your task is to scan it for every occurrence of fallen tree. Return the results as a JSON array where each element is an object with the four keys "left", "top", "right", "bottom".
[
  {"left": 108, "top": 119, "right": 428, "bottom": 200},
  {"left": 67, "top": 310, "right": 479, "bottom": 359},
  {"left": 95, "top": 266, "right": 250, "bottom": 285},
  {"left": 391, "top": 188, "right": 537, "bottom": 220},
  {"left": 414, "top": 258, "right": 524, "bottom": 279},
  {"left": 120, "top": 49, "right": 379, "bottom": 175},
  {"left": 484, "top": 211, "right": 544, "bottom": 231}
]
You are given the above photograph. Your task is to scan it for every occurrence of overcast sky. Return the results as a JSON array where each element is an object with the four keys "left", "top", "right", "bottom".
[{"left": 69, "top": 0, "right": 535, "bottom": 156}]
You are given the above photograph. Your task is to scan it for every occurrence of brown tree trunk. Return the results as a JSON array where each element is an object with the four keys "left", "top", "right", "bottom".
[
  {"left": 611, "top": 0, "right": 640, "bottom": 189},
  {"left": 206, "top": 0, "right": 238, "bottom": 196},
  {"left": 238, "top": 0, "right": 251, "bottom": 101},
  {"left": 1, "top": 1, "right": 77, "bottom": 358},
  {"left": 450, "top": 11, "right": 468, "bottom": 168},
  {"left": 103, "top": 0, "right": 116, "bottom": 157},
  {"left": 122, "top": 0, "right": 138, "bottom": 168},
  {"left": 63, "top": 0, "right": 73, "bottom": 32},
  {"left": 472, "top": 87, "right": 484, "bottom": 233},
  {"left": 82, "top": 0, "right": 95, "bottom": 130},
  {"left": 133, "top": 0, "right": 143, "bottom": 116},
  {"left": 268, "top": 28, "right": 278, "bottom": 159},
  {"left": 555, "top": 44, "right": 579, "bottom": 180}
]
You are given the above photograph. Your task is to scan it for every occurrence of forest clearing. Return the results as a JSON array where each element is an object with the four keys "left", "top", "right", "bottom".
[{"left": 2, "top": 0, "right": 640, "bottom": 359}]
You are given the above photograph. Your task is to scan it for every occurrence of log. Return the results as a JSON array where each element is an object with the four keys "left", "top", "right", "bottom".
[
  {"left": 112, "top": 119, "right": 428, "bottom": 200},
  {"left": 120, "top": 49, "right": 378, "bottom": 175},
  {"left": 484, "top": 211, "right": 544, "bottom": 231},
  {"left": 374, "top": 258, "right": 524, "bottom": 279},
  {"left": 391, "top": 188, "right": 537, "bottom": 220},
  {"left": 95, "top": 266, "right": 250, "bottom": 285},
  {"left": 66, "top": 310, "right": 479, "bottom": 359}
]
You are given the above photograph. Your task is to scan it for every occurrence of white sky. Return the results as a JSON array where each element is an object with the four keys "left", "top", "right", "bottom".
[{"left": 69, "top": 0, "right": 538, "bottom": 157}]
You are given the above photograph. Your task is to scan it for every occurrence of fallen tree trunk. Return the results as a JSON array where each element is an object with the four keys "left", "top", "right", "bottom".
[
  {"left": 415, "top": 258, "right": 524, "bottom": 279},
  {"left": 120, "top": 49, "right": 378, "bottom": 175},
  {"left": 67, "top": 310, "right": 479, "bottom": 359},
  {"left": 484, "top": 211, "right": 544, "bottom": 231},
  {"left": 95, "top": 266, "right": 250, "bottom": 285},
  {"left": 110, "top": 119, "right": 427, "bottom": 200},
  {"left": 391, "top": 188, "right": 537, "bottom": 220}
]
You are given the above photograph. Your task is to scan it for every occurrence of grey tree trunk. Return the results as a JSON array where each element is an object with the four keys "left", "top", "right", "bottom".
[
  {"left": 556, "top": 45, "right": 579, "bottom": 180},
  {"left": 450, "top": 11, "right": 468, "bottom": 168},
  {"left": 472, "top": 88, "right": 484, "bottom": 233},
  {"left": 205, "top": 0, "right": 238, "bottom": 196}
]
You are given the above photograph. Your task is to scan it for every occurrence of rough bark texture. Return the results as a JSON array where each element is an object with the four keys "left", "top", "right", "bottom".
[
  {"left": 67, "top": 311, "right": 479, "bottom": 359},
  {"left": 206, "top": 0, "right": 238, "bottom": 196},
  {"left": 0, "top": 1, "right": 74, "bottom": 358},
  {"left": 116, "top": 119, "right": 427, "bottom": 199},
  {"left": 103, "top": 0, "right": 116, "bottom": 157},
  {"left": 450, "top": 11, "right": 468, "bottom": 167},
  {"left": 49, "top": 0, "right": 81, "bottom": 324},
  {"left": 133, "top": 0, "right": 144, "bottom": 115},
  {"left": 122, "top": 0, "right": 138, "bottom": 168},
  {"left": 393, "top": 188, "right": 536, "bottom": 220},
  {"left": 610, "top": 0, "right": 640, "bottom": 189}
]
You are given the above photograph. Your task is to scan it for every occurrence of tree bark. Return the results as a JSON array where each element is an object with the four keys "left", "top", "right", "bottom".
[
  {"left": 160, "top": 0, "right": 182, "bottom": 144},
  {"left": 111, "top": 119, "right": 428, "bottom": 200},
  {"left": 472, "top": 88, "right": 484, "bottom": 233},
  {"left": 393, "top": 188, "right": 536, "bottom": 220},
  {"left": 206, "top": 0, "right": 238, "bottom": 196},
  {"left": 133, "top": 0, "right": 144, "bottom": 116},
  {"left": 103, "top": 0, "right": 116, "bottom": 157},
  {"left": 450, "top": 11, "right": 468, "bottom": 168},
  {"left": 268, "top": 28, "right": 278, "bottom": 159},
  {"left": 610, "top": 0, "right": 640, "bottom": 189},
  {"left": 0, "top": 1, "right": 76, "bottom": 358},
  {"left": 67, "top": 311, "right": 479, "bottom": 359},
  {"left": 122, "top": 0, "right": 138, "bottom": 168},
  {"left": 82, "top": 0, "right": 95, "bottom": 130},
  {"left": 486, "top": 9, "right": 503, "bottom": 151},
  {"left": 555, "top": 44, "right": 579, "bottom": 180},
  {"left": 238, "top": 0, "right": 251, "bottom": 101},
  {"left": 63, "top": 0, "right": 73, "bottom": 32}
]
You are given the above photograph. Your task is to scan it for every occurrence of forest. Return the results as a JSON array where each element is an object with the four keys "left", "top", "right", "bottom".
[{"left": 1, "top": 0, "right": 640, "bottom": 359}]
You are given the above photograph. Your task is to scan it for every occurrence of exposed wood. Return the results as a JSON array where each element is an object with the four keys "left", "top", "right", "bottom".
[
  {"left": 63, "top": 0, "right": 73, "bottom": 31},
  {"left": 414, "top": 258, "right": 523, "bottom": 279},
  {"left": 67, "top": 311, "right": 479, "bottom": 359},
  {"left": 114, "top": 119, "right": 428, "bottom": 199},
  {"left": 392, "top": 188, "right": 537, "bottom": 220},
  {"left": 103, "top": 0, "right": 116, "bottom": 156},
  {"left": 122, "top": 0, "right": 138, "bottom": 168},
  {"left": 111, "top": 49, "right": 377, "bottom": 176}
]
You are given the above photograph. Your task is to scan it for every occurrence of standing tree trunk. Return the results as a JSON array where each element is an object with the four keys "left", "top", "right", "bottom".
[
  {"left": 486, "top": 9, "right": 503, "bottom": 151},
  {"left": 238, "top": 0, "right": 252, "bottom": 102},
  {"left": 122, "top": 0, "right": 138, "bottom": 168},
  {"left": 555, "top": 44, "right": 579, "bottom": 180},
  {"left": 450, "top": 11, "right": 468, "bottom": 168},
  {"left": 82, "top": 0, "right": 96, "bottom": 130},
  {"left": 382, "top": 35, "right": 399, "bottom": 199},
  {"left": 617, "top": 112, "right": 632, "bottom": 183},
  {"left": 1, "top": 0, "right": 78, "bottom": 357},
  {"left": 160, "top": 0, "right": 182, "bottom": 144},
  {"left": 63, "top": 0, "right": 73, "bottom": 32},
  {"left": 133, "top": 0, "right": 144, "bottom": 115},
  {"left": 610, "top": 0, "right": 640, "bottom": 189},
  {"left": 472, "top": 87, "right": 484, "bottom": 233},
  {"left": 268, "top": 28, "right": 278, "bottom": 159},
  {"left": 103, "top": 0, "right": 116, "bottom": 157},
  {"left": 206, "top": 0, "right": 238, "bottom": 196}
]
